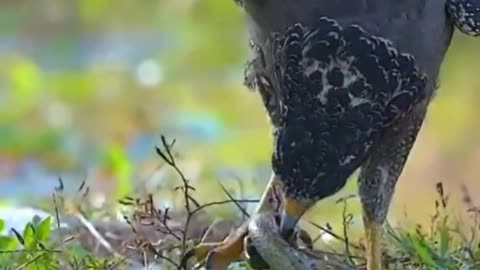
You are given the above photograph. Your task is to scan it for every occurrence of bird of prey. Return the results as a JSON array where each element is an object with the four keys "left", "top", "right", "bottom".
[{"left": 187, "top": 0, "right": 480, "bottom": 269}]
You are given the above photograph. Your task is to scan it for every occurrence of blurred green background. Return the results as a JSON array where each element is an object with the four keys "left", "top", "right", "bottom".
[{"left": 0, "top": 1, "right": 479, "bottom": 232}]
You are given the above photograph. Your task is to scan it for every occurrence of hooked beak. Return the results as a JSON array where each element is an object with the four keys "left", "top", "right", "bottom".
[{"left": 280, "top": 197, "right": 307, "bottom": 238}]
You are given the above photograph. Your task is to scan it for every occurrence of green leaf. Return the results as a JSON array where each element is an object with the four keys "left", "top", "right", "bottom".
[
  {"left": 0, "top": 219, "right": 4, "bottom": 232},
  {"left": 0, "top": 236, "right": 17, "bottom": 250},
  {"left": 409, "top": 233, "right": 437, "bottom": 267},
  {"left": 35, "top": 216, "right": 51, "bottom": 242},
  {"left": 22, "top": 223, "right": 35, "bottom": 249},
  {"left": 439, "top": 220, "right": 450, "bottom": 258}
]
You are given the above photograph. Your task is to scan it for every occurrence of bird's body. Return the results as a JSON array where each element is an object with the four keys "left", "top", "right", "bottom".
[
  {"left": 244, "top": 0, "right": 453, "bottom": 87},
  {"left": 243, "top": 0, "right": 452, "bottom": 233},
  {"left": 187, "top": 1, "right": 480, "bottom": 269}
]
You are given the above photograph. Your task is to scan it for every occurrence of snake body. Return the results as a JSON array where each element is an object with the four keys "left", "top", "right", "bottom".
[
  {"left": 246, "top": 213, "right": 317, "bottom": 270},
  {"left": 245, "top": 212, "right": 355, "bottom": 270}
]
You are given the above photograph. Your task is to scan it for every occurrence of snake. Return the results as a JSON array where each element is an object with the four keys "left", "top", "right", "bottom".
[{"left": 244, "top": 211, "right": 356, "bottom": 270}]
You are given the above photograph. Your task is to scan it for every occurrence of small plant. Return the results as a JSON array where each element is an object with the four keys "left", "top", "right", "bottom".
[{"left": 0, "top": 216, "right": 56, "bottom": 269}]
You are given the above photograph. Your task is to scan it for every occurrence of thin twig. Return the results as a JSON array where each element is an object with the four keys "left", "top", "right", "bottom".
[
  {"left": 15, "top": 252, "right": 50, "bottom": 270},
  {"left": 0, "top": 249, "right": 61, "bottom": 254},
  {"left": 190, "top": 199, "right": 259, "bottom": 217},
  {"left": 155, "top": 136, "right": 194, "bottom": 257},
  {"left": 340, "top": 198, "right": 356, "bottom": 265},
  {"left": 218, "top": 183, "right": 251, "bottom": 218},
  {"left": 308, "top": 222, "right": 363, "bottom": 251}
]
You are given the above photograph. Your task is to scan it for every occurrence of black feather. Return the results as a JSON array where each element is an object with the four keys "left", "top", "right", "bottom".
[
  {"left": 268, "top": 17, "right": 427, "bottom": 201},
  {"left": 447, "top": 0, "right": 480, "bottom": 36}
]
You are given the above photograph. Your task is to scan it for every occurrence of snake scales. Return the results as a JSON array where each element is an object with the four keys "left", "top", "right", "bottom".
[{"left": 244, "top": 211, "right": 356, "bottom": 270}]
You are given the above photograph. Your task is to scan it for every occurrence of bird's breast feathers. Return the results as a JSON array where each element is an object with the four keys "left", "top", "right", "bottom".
[{"left": 268, "top": 17, "right": 427, "bottom": 199}]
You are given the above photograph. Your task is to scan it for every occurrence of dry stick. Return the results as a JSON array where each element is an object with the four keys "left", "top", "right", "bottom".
[
  {"left": 144, "top": 195, "right": 182, "bottom": 241},
  {"left": 147, "top": 135, "right": 260, "bottom": 269},
  {"left": 218, "top": 183, "right": 251, "bottom": 218},
  {"left": 73, "top": 212, "right": 118, "bottom": 257},
  {"left": 143, "top": 251, "right": 148, "bottom": 270},
  {"left": 157, "top": 136, "right": 199, "bottom": 208},
  {"left": 73, "top": 212, "right": 132, "bottom": 268},
  {"left": 63, "top": 176, "right": 125, "bottom": 259},
  {"left": 228, "top": 174, "right": 249, "bottom": 221},
  {"left": 159, "top": 210, "right": 182, "bottom": 241},
  {"left": 150, "top": 245, "right": 180, "bottom": 269},
  {"left": 52, "top": 193, "right": 62, "bottom": 230},
  {"left": 190, "top": 199, "right": 259, "bottom": 217},
  {"left": 155, "top": 135, "right": 204, "bottom": 269},
  {"left": 123, "top": 215, "right": 180, "bottom": 269}
]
